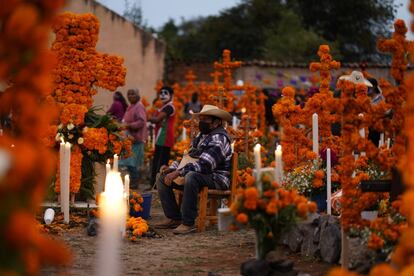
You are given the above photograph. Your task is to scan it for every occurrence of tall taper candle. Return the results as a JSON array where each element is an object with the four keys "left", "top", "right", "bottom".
[
  {"left": 113, "top": 154, "right": 119, "bottom": 172},
  {"left": 96, "top": 171, "right": 126, "bottom": 276},
  {"left": 254, "top": 144, "right": 262, "bottom": 194},
  {"left": 312, "top": 113, "right": 319, "bottom": 154},
  {"left": 326, "top": 148, "right": 332, "bottom": 215},
  {"left": 275, "top": 145, "right": 283, "bottom": 185}
]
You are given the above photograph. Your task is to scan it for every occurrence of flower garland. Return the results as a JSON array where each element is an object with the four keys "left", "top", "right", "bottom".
[{"left": 0, "top": 1, "right": 72, "bottom": 274}]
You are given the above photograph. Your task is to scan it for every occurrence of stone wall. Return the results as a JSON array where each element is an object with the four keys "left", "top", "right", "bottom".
[
  {"left": 168, "top": 60, "right": 400, "bottom": 89},
  {"left": 62, "top": 0, "right": 165, "bottom": 110}
]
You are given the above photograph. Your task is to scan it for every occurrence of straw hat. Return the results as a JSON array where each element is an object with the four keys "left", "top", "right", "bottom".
[
  {"left": 194, "top": 104, "right": 232, "bottom": 122},
  {"left": 339, "top": 71, "right": 372, "bottom": 87}
]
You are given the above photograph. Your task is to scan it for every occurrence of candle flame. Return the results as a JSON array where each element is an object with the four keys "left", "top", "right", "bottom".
[
  {"left": 107, "top": 159, "right": 110, "bottom": 164},
  {"left": 241, "top": 107, "right": 246, "bottom": 113}
]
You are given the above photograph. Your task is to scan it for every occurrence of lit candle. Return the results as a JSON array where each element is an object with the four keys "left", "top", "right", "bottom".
[
  {"left": 387, "top": 138, "right": 391, "bottom": 149},
  {"left": 231, "top": 142, "right": 235, "bottom": 153},
  {"left": 113, "top": 154, "right": 119, "bottom": 172},
  {"left": 182, "top": 127, "right": 187, "bottom": 141},
  {"left": 312, "top": 113, "right": 318, "bottom": 154},
  {"left": 59, "top": 139, "right": 71, "bottom": 224},
  {"left": 254, "top": 144, "right": 262, "bottom": 194},
  {"left": 326, "top": 148, "right": 332, "bottom": 215},
  {"left": 106, "top": 159, "right": 111, "bottom": 175},
  {"left": 97, "top": 171, "right": 126, "bottom": 276},
  {"left": 274, "top": 145, "right": 283, "bottom": 185}
]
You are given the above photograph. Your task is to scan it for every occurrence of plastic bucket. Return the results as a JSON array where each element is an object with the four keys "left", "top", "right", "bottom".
[{"left": 130, "top": 193, "right": 152, "bottom": 219}]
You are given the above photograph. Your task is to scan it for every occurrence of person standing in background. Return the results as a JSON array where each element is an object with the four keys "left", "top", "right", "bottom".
[
  {"left": 148, "top": 86, "right": 176, "bottom": 187},
  {"left": 107, "top": 91, "right": 128, "bottom": 122},
  {"left": 119, "top": 89, "right": 147, "bottom": 189}
]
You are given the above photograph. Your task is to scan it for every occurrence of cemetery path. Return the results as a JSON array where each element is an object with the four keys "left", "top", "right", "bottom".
[{"left": 41, "top": 191, "right": 332, "bottom": 275}]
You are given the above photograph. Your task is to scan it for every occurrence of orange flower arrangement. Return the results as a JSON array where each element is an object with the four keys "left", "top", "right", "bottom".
[
  {"left": 59, "top": 103, "right": 88, "bottom": 126},
  {"left": 49, "top": 12, "right": 127, "bottom": 197},
  {"left": 0, "top": 0, "right": 72, "bottom": 274},
  {"left": 231, "top": 170, "right": 316, "bottom": 259},
  {"left": 83, "top": 127, "right": 109, "bottom": 154},
  {"left": 126, "top": 217, "right": 149, "bottom": 241}
]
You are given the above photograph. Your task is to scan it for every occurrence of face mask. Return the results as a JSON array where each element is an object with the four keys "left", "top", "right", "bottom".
[
  {"left": 199, "top": 121, "right": 211, "bottom": 134},
  {"left": 159, "top": 89, "right": 171, "bottom": 103}
]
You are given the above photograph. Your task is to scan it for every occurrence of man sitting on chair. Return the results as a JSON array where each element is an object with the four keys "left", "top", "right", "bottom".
[{"left": 155, "top": 105, "right": 233, "bottom": 235}]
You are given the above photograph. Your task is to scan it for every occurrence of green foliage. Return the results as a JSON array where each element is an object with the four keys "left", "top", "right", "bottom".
[
  {"left": 157, "top": 0, "right": 396, "bottom": 62},
  {"left": 263, "top": 11, "right": 342, "bottom": 62}
]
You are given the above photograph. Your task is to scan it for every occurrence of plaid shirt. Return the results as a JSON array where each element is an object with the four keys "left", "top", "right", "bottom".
[{"left": 169, "top": 127, "right": 232, "bottom": 189}]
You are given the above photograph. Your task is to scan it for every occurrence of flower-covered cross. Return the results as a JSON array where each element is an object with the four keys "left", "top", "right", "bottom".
[
  {"left": 309, "top": 45, "right": 340, "bottom": 94},
  {"left": 377, "top": 19, "right": 414, "bottom": 84},
  {"left": 51, "top": 12, "right": 126, "bottom": 109}
]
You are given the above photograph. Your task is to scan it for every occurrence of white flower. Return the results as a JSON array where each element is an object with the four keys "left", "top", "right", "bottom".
[
  {"left": 58, "top": 123, "right": 63, "bottom": 129},
  {"left": 83, "top": 127, "right": 89, "bottom": 133},
  {"left": 67, "top": 123, "right": 75, "bottom": 130},
  {"left": 78, "top": 137, "right": 84, "bottom": 144}
]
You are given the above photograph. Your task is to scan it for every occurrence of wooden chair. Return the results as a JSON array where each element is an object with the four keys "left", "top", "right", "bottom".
[
  {"left": 196, "top": 152, "right": 238, "bottom": 232},
  {"left": 174, "top": 152, "right": 239, "bottom": 232}
]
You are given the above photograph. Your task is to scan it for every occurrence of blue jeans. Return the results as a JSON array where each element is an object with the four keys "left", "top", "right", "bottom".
[{"left": 157, "top": 171, "right": 216, "bottom": 226}]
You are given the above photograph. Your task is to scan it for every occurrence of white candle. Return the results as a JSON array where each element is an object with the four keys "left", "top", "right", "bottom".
[
  {"left": 232, "top": 116, "right": 238, "bottom": 130},
  {"left": 387, "top": 138, "right": 391, "bottom": 149},
  {"left": 182, "top": 127, "right": 187, "bottom": 141},
  {"left": 378, "top": 139, "right": 383, "bottom": 148},
  {"left": 124, "top": 174, "right": 130, "bottom": 200},
  {"left": 113, "top": 154, "right": 119, "bottom": 172},
  {"left": 97, "top": 171, "right": 126, "bottom": 276},
  {"left": 312, "top": 113, "right": 319, "bottom": 154},
  {"left": 59, "top": 140, "right": 71, "bottom": 224},
  {"left": 254, "top": 144, "right": 262, "bottom": 194},
  {"left": 274, "top": 145, "right": 283, "bottom": 185},
  {"left": 231, "top": 142, "right": 235, "bottom": 153},
  {"left": 106, "top": 159, "right": 111, "bottom": 175},
  {"left": 358, "top": 114, "right": 366, "bottom": 156},
  {"left": 380, "top": 133, "right": 385, "bottom": 147},
  {"left": 326, "top": 148, "right": 332, "bottom": 215}
]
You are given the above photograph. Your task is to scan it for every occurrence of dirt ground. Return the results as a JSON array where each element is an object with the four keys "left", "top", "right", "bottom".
[{"left": 41, "top": 190, "right": 334, "bottom": 276}]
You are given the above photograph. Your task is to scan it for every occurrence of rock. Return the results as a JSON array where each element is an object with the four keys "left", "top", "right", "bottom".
[
  {"left": 299, "top": 223, "right": 320, "bottom": 258},
  {"left": 348, "top": 237, "right": 376, "bottom": 273},
  {"left": 266, "top": 250, "right": 286, "bottom": 264},
  {"left": 86, "top": 217, "right": 99, "bottom": 236},
  {"left": 241, "top": 259, "right": 270, "bottom": 276},
  {"left": 286, "top": 226, "right": 303, "bottom": 253},
  {"left": 319, "top": 215, "right": 341, "bottom": 263},
  {"left": 270, "top": 270, "right": 298, "bottom": 276},
  {"left": 269, "top": 259, "right": 294, "bottom": 273}
]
